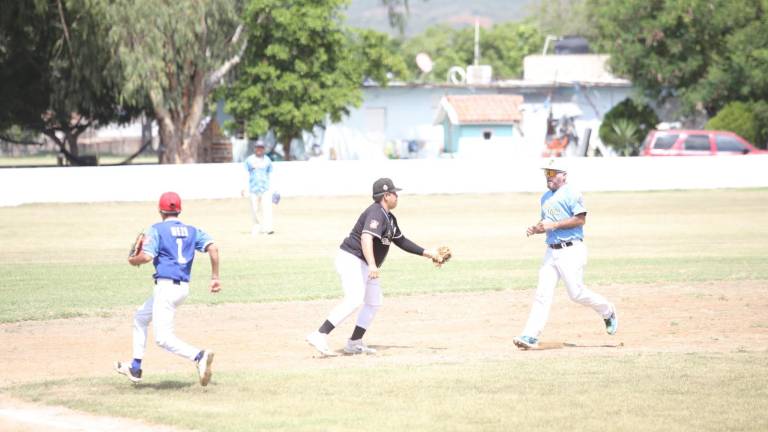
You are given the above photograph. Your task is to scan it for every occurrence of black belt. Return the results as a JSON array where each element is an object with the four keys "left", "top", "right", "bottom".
[
  {"left": 549, "top": 240, "right": 580, "bottom": 249},
  {"left": 155, "top": 279, "right": 182, "bottom": 285}
]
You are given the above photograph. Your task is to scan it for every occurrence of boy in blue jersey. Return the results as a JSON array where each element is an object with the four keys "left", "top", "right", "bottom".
[
  {"left": 115, "top": 192, "right": 221, "bottom": 385},
  {"left": 513, "top": 159, "right": 617, "bottom": 350}
]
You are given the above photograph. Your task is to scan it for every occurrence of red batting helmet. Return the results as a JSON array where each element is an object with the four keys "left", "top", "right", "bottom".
[{"left": 159, "top": 191, "right": 182, "bottom": 214}]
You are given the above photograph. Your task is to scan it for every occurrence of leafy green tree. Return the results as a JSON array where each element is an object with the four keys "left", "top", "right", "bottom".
[
  {"left": 353, "top": 28, "right": 409, "bottom": 85},
  {"left": 399, "top": 21, "right": 542, "bottom": 82},
  {"left": 108, "top": 0, "right": 245, "bottom": 164},
  {"left": 226, "top": 0, "right": 403, "bottom": 160},
  {"left": 398, "top": 25, "right": 466, "bottom": 82},
  {"left": 587, "top": 0, "right": 765, "bottom": 116},
  {"left": 599, "top": 98, "right": 659, "bottom": 156},
  {"left": 477, "top": 22, "right": 543, "bottom": 79},
  {"left": 530, "top": 0, "right": 598, "bottom": 44},
  {"left": 691, "top": 5, "right": 768, "bottom": 116},
  {"left": 0, "top": 0, "right": 137, "bottom": 164}
]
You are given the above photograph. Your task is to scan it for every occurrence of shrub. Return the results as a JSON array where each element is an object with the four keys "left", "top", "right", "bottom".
[
  {"left": 599, "top": 98, "right": 659, "bottom": 156},
  {"left": 707, "top": 101, "right": 768, "bottom": 149},
  {"left": 706, "top": 102, "right": 756, "bottom": 143}
]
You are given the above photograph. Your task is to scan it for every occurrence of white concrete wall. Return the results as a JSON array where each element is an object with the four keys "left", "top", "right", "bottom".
[{"left": 2, "top": 156, "right": 767, "bottom": 206}]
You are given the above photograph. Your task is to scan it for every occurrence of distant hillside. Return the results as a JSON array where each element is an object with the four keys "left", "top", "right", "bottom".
[{"left": 345, "top": 0, "right": 539, "bottom": 37}]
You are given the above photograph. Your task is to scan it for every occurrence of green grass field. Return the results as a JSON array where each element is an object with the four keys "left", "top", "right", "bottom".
[{"left": 1, "top": 189, "right": 767, "bottom": 431}]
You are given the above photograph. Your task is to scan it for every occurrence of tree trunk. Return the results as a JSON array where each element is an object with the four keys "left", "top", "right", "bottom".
[
  {"left": 156, "top": 111, "right": 203, "bottom": 164},
  {"left": 282, "top": 137, "right": 293, "bottom": 161},
  {"left": 153, "top": 69, "right": 206, "bottom": 164}
]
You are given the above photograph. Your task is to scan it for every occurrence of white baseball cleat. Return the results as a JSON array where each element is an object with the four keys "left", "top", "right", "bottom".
[
  {"left": 343, "top": 339, "right": 377, "bottom": 355},
  {"left": 306, "top": 331, "right": 336, "bottom": 356},
  {"left": 196, "top": 350, "right": 215, "bottom": 386},
  {"left": 604, "top": 305, "right": 619, "bottom": 335},
  {"left": 115, "top": 361, "right": 142, "bottom": 383},
  {"left": 512, "top": 335, "right": 539, "bottom": 350}
]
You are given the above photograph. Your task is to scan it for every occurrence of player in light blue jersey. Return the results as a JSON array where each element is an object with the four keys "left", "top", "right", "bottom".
[
  {"left": 115, "top": 192, "right": 221, "bottom": 385},
  {"left": 244, "top": 140, "right": 275, "bottom": 235},
  {"left": 513, "top": 159, "right": 617, "bottom": 350}
]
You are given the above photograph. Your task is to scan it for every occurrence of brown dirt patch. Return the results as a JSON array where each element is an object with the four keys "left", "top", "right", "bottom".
[{"left": 1, "top": 281, "right": 767, "bottom": 429}]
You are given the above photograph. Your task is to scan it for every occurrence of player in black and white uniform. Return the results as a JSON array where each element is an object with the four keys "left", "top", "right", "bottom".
[{"left": 306, "top": 178, "right": 443, "bottom": 355}]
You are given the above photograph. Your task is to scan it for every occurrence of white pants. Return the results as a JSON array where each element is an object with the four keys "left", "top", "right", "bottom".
[
  {"left": 326, "top": 250, "right": 383, "bottom": 330},
  {"left": 521, "top": 242, "right": 612, "bottom": 338},
  {"left": 249, "top": 191, "right": 273, "bottom": 233},
  {"left": 132, "top": 279, "right": 200, "bottom": 361}
]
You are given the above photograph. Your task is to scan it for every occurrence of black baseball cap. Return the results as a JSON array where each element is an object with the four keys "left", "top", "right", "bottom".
[{"left": 372, "top": 178, "right": 402, "bottom": 198}]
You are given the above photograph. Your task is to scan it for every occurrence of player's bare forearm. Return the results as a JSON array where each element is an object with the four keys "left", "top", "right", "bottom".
[
  {"left": 128, "top": 253, "right": 152, "bottom": 267},
  {"left": 206, "top": 244, "right": 221, "bottom": 292},
  {"left": 361, "top": 233, "right": 379, "bottom": 278}
]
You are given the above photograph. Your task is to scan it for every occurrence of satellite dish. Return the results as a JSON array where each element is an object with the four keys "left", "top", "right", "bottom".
[{"left": 415, "top": 52, "right": 433, "bottom": 74}]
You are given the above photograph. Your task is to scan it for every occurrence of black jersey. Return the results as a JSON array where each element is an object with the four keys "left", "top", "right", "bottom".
[{"left": 340, "top": 202, "right": 404, "bottom": 267}]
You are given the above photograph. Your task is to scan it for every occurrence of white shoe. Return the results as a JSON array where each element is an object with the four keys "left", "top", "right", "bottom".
[
  {"left": 306, "top": 331, "right": 335, "bottom": 356},
  {"left": 115, "top": 360, "right": 142, "bottom": 383},
  {"left": 343, "top": 339, "right": 377, "bottom": 355},
  {"left": 196, "top": 350, "right": 214, "bottom": 386}
]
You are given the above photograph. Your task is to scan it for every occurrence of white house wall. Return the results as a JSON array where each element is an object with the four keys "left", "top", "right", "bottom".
[{"left": 338, "top": 85, "right": 634, "bottom": 158}]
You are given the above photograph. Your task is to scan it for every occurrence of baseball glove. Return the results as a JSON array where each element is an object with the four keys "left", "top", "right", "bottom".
[
  {"left": 432, "top": 246, "right": 452, "bottom": 268},
  {"left": 128, "top": 232, "right": 145, "bottom": 258}
]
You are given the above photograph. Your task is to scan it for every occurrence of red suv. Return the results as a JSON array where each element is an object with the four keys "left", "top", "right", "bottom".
[{"left": 641, "top": 129, "right": 768, "bottom": 156}]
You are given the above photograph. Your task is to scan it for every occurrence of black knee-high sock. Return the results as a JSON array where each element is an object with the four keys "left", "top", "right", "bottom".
[
  {"left": 318, "top": 320, "right": 335, "bottom": 334},
  {"left": 350, "top": 325, "right": 366, "bottom": 341}
]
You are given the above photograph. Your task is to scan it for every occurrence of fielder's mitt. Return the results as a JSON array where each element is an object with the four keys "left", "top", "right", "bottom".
[
  {"left": 432, "top": 246, "right": 452, "bottom": 268},
  {"left": 128, "top": 232, "right": 145, "bottom": 258}
]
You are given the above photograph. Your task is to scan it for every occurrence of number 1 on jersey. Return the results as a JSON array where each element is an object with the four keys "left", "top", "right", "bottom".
[{"left": 176, "top": 238, "right": 188, "bottom": 264}]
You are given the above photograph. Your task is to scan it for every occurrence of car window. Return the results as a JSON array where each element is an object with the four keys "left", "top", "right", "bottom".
[
  {"left": 653, "top": 134, "right": 678, "bottom": 149},
  {"left": 716, "top": 135, "right": 747, "bottom": 152},
  {"left": 684, "top": 135, "right": 710, "bottom": 151}
]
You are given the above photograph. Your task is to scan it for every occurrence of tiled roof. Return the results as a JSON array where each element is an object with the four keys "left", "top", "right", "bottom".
[{"left": 443, "top": 94, "right": 523, "bottom": 124}]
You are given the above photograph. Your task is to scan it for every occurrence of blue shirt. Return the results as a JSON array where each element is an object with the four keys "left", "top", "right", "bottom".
[
  {"left": 540, "top": 183, "right": 587, "bottom": 244},
  {"left": 244, "top": 154, "right": 272, "bottom": 194},
  {"left": 142, "top": 219, "right": 213, "bottom": 282}
]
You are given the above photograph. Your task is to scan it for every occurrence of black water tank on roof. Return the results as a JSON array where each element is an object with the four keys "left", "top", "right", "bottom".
[{"left": 554, "top": 36, "right": 591, "bottom": 54}]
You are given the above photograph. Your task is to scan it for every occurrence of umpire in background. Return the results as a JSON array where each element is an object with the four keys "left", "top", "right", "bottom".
[{"left": 306, "top": 178, "right": 444, "bottom": 356}]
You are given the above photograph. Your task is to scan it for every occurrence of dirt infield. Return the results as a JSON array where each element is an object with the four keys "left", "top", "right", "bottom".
[{"left": 1, "top": 281, "right": 767, "bottom": 430}]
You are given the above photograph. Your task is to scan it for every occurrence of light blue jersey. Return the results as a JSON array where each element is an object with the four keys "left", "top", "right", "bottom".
[
  {"left": 244, "top": 154, "right": 272, "bottom": 194},
  {"left": 540, "top": 183, "right": 587, "bottom": 244},
  {"left": 142, "top": 219, "right": 213, "bottom": 282}
]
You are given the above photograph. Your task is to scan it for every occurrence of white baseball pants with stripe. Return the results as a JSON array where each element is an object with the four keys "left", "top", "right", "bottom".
[
  {"left": 326, "top": 250, "right": 383, "bottom": 329},
  {"left": 132, "top": 279, "right": 200, "bottom": 361},
  {"left": 249, "top": 191, "right": 273, "bottom": 233},
  {"left": 521, "top": 241, "right": 613, "bottom": 338}
]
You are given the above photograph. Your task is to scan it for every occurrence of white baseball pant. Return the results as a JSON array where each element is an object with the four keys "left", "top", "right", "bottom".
[
  {"left": 326, "top": 250, "right": 383, "bottom": 329},
  {"left": 132, "top": 279, "right": 200, "bottom": 361},
  {"left": 521, "top": 241, "right": 613, "bottom": 338},
  {"left": 249, "top": 191, "right": 273, "bottom": 233}
]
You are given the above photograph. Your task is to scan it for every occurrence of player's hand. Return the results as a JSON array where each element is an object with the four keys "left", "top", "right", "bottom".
[
  {"left": 368, "top": 267, "right": 380, "bottom": 280},
  {"left": 527, "top": 223, "right": 543, "bottom": 236},
  {"left": 210, "top": 278, "right": 221, "bottom": 293}
]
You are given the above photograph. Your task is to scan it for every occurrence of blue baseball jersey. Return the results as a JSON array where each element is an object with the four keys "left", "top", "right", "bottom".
[
  {"left": 142, "top": 219, "right": 213, "bottom": 282},
  {"left": 540, "top": 183, "right": 587, "bottom": 244},
  {"left": 244, "top": 154, "right": 273, "bottom": 194}
]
